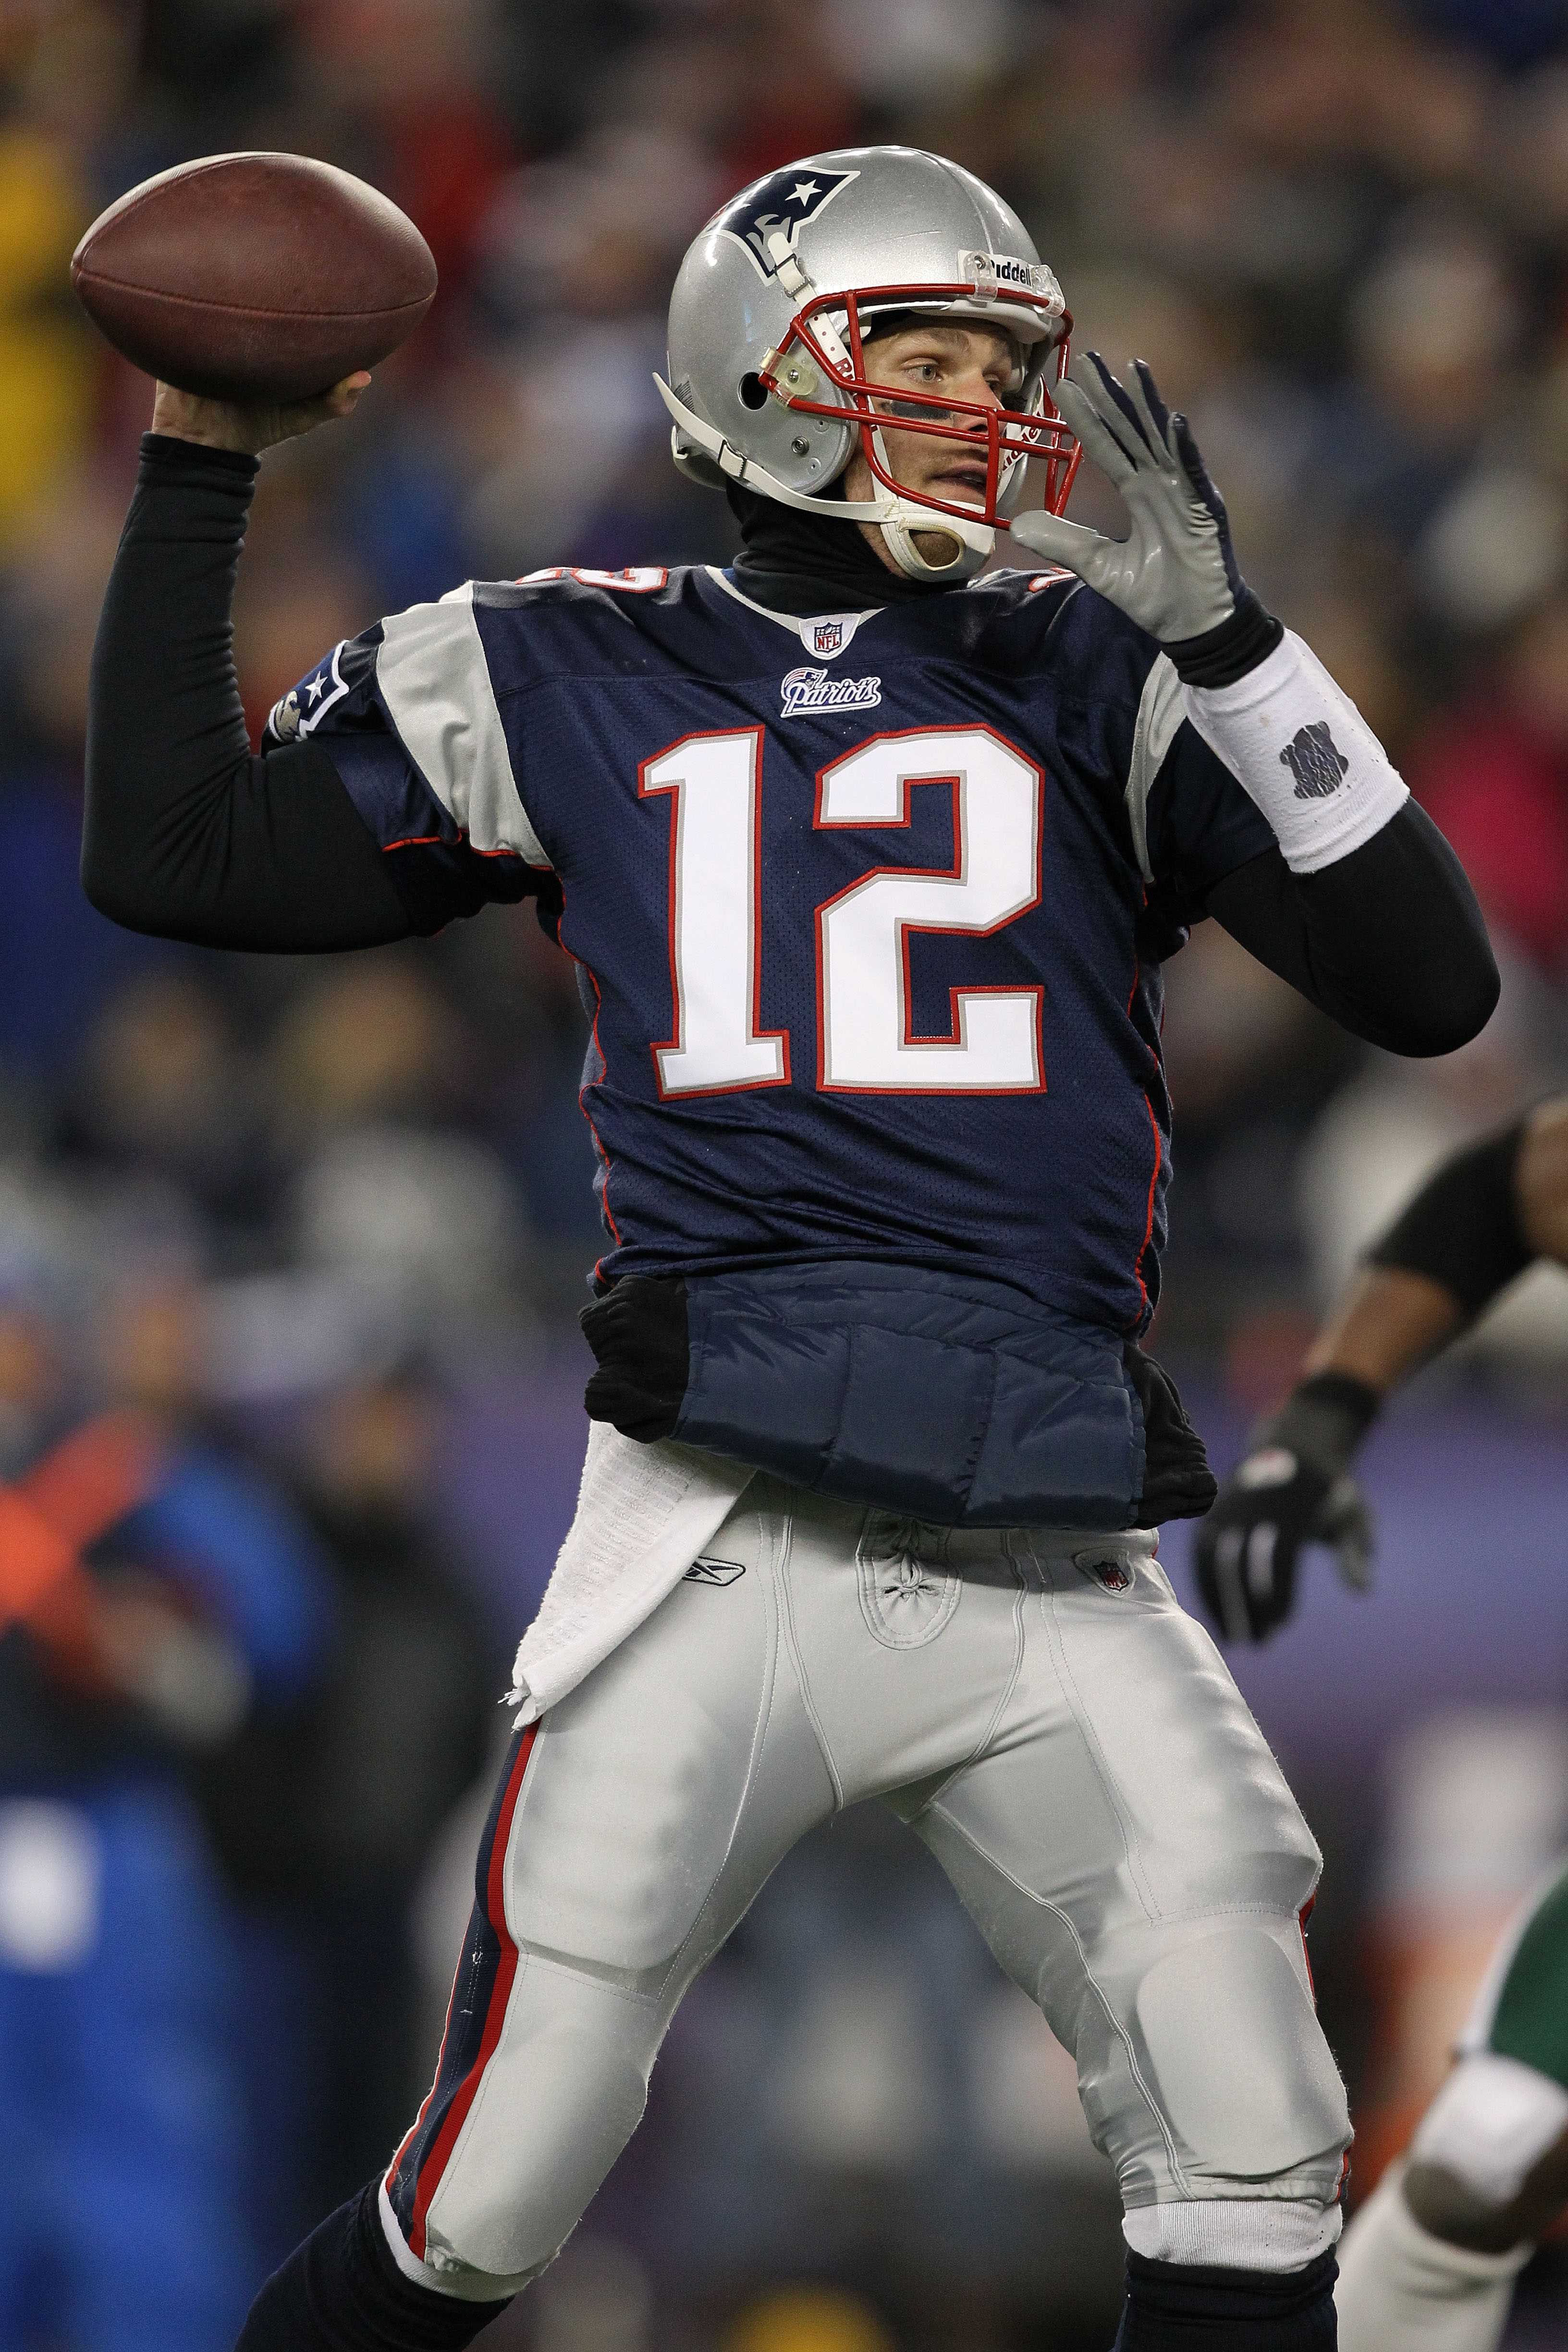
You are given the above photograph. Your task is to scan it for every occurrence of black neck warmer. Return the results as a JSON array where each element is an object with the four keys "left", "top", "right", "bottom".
[{"left": 725, "top": 484, "right": 961, "bottom": 615}]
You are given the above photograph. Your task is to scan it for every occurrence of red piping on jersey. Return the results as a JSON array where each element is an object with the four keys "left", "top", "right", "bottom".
[
  {"left": 565, "top": 940, "right": 624, "bottom": 1280},
  {"left": 382, "top": 827, "right": 545, "bottom": 867},
  {"left": 403, "top": 1724, "right": 538, "bottom": 2259},
  {"left": 1132, "top": 1092, "right": 1162, "bottom": 1322},
  {"left": 1126, "top": 921, "right": 1164, "bottom": 1328}
]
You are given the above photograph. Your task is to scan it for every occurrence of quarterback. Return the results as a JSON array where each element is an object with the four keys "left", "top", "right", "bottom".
[
  {"left": 1198, "top": 1097, "right": 1568, "bottom": 2352},
  {"left": 84, "top": 151, "right": 1497, "bottom": 2350}
]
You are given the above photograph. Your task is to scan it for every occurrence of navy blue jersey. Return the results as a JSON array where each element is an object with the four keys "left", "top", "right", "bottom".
[{"left": 268, "top": 563, "right": 1274, "bottom": 1334}]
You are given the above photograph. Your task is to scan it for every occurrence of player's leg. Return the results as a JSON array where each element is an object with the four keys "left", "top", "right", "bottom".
[
  {"left": 236, "top": 1488, "right": 836, "bottom": 2350},
  {"left": 890, "top": 1533, "right": 1349, "bottom": 2347},
  {"left": 1335, "top": 1855, "right": 1568, "bottom": 2352}
]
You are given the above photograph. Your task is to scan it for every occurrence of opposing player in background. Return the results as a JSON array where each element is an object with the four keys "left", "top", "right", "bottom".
[
  {"left": 1198, "top": 1097, "right": 1568, "bottom": 2351},
  {"left": 84, "top": 149, "right": 1500, "bottom": 2351}
]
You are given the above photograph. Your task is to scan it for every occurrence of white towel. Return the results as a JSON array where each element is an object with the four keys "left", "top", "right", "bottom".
[{"left": 507, "top": 1423, "right": 754, "bottom": 1723}]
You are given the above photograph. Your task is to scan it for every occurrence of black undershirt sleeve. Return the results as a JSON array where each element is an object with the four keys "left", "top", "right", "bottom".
[
  {"left": 83, "top": 434, "right": 413, "bottom": 953},
  {"left": 1201, "top": 801, "right": 1499, "bottom": 1058}
]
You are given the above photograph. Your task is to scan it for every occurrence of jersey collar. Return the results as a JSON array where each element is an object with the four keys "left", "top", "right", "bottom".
[{"left": 706, "top": 567, "right": 882, "bottom": 661}]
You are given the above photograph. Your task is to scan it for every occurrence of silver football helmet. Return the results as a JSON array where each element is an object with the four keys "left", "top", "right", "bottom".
[{"left": 658, "top": 146, "right": 1078, "bottom": 583}]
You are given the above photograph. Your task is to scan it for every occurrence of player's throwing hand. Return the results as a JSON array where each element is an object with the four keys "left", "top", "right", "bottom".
[
  {"left": 1011, "top": 355, "right": 1256, "bottom": 649},
  {"left": 149, "top": 369, "right": 371, "bottom": 457}
]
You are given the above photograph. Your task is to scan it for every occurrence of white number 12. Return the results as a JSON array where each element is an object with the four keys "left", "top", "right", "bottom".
[{"left": 639, "top": 724, "right": 1043, "bottom": 1099}]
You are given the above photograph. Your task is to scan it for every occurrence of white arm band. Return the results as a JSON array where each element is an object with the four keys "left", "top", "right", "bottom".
[{"left": 1182, "top": 628, "right": 1409, "bottom": 874}]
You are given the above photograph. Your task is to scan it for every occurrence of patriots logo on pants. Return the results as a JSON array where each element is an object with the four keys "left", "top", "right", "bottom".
[{"left": 710, "top": 164, "right": 859, "bottom": 281}]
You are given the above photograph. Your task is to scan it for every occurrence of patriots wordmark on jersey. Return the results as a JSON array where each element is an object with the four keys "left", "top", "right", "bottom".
[{"left": 267, "top": 561, "right": 1273, "bottom": 1338}]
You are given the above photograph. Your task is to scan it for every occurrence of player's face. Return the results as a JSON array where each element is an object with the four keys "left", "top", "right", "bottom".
[{"left": 842, "top": 320, "right": 1022, "bottom": 511}]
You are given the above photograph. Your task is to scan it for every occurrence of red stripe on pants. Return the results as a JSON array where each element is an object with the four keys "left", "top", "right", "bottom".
[{"left": 405, "top": 1723, "right": 538, "bottom": 2260}]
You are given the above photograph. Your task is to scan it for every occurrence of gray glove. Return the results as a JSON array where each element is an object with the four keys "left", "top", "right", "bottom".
[{"left": 1012, "top": 355, "right": 1267, "bottom": 659}]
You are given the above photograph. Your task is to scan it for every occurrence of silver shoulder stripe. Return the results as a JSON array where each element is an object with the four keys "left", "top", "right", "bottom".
[
  {"left": 375, "top": 584, "right": 550, "bottom": 867},
  {"left": 1125, "top": 652, "right": 1186, "bottom": 884}
]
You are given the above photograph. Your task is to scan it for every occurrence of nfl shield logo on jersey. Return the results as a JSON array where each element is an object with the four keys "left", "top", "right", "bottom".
[{"left": 810, "top": 618, "right": 845, "bottom": 657}]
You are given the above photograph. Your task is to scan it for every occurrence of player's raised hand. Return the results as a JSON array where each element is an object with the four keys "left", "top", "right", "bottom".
[
  {"left": 150, "top": 370, "right": 372, "bottom": 457},
  {"left": 1194, "top": 1374, "right": 1379, "bottom": 1643},
  {"left": 1010, "top": 355, "right": 1252, "bottom": 647}
]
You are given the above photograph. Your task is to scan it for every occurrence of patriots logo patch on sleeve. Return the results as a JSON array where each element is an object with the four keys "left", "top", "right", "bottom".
[
  {"left": 708, "top": 165, "right": 859, "bottom": 281},
  {"left": 263, "top": 640, "right": 358, "bottom": 746}
]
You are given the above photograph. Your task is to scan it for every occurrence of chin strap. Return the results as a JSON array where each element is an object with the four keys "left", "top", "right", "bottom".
[
  {"left": 868, "top": 426, "right": 993, "bottom": 579},
  {"left": 653, "top": 375, "right": 997, "bottom": 584}
]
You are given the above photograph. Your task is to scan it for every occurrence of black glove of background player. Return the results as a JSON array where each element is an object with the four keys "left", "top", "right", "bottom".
[{"left": 1194, "top": 1372, "right": 1380, "bottom": 1643}]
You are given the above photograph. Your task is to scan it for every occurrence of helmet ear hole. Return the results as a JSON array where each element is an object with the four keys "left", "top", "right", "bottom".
[{"left": 738, "top": 372, "right": 769, "bottom": 411}]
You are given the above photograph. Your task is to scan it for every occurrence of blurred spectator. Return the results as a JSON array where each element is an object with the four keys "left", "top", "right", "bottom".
[
  {"left": 268, "top": 958, "right": 531, "bottom": 1323},
  {"left": 1407, "top": 592, "right": 1568, "bottom": 971},
  {"left": 55, "top": 973, "right": 275, "bottom": 1246},
  {"left": 0, "top": 1262, "right": 335, "bottom": 2349},
  {"left": 199, "top": 1360, "right": 498, "bottom": 2238}
]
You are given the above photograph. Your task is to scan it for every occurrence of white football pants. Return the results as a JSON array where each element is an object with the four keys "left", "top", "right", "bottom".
[{"left": 381, "top": 1477, "right": 1351, "bottom": 2298}]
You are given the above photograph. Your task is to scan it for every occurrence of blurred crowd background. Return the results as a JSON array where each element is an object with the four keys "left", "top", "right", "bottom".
[{"left": 5, "top": 0, "right": 1568, "bottom": 2347}]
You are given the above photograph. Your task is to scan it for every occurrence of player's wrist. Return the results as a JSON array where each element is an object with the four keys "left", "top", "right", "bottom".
[
  {"left": 1182, "top": 626, "right": 1409, "bottom": 873},
  {"left": 1163, "top": 588, "right": 1283, "bottom": 686},
  {"left": 140, "top": 430, "right": 259, "bottom": 481},
  {"left": 1263, "top": 1369, "right": 1381, "bottom": 1477}
]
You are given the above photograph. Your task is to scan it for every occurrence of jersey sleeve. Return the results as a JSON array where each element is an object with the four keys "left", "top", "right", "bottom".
[
  {"left": 1126, "top": 651, "right": 1278, "bottom": 914},
  {"left": 265, "top": 587, "right": 556, "bottom": 937}
]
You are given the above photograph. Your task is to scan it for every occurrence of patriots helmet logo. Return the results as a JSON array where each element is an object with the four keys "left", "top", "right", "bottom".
[{"left": 709, "top": 164, "right": 859, "bottom": 281}]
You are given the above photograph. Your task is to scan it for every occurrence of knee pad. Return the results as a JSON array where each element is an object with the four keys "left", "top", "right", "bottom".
[
  {"left": 380, "top": 2183, "right": 542, "bottom": 2302},
  {"left": 1133, "top": 1927, "right": 1351, "bottom": 2200},
  {"left": 1411, "top": 2051, "right": 1568, "bottom": 2208}
]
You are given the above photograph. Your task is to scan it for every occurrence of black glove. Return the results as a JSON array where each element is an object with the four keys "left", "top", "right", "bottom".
[
  {"left": 581, "top": 1274, "right": 689, "bottom": 1442},
  {"left": 1126, "top": 1344, "right": 1217, "bottom": 1524},
  {"left": 1194, "top": 1372, "right": 1380, "bottom": 1643}
]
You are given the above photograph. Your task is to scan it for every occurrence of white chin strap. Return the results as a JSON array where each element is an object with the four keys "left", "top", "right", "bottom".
[
  {"left": 654, "top": 375, "right": 998, "bottom": 584},
  {"left": 868, "top": 428, "right": 994, "bottom": 580}
]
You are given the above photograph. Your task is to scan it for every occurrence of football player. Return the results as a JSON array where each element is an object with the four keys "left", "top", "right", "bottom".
[
  {"left": 1197, "top": 1097, "right": 1568, "bottom": 2351},
  {"left": 84, "top": 151, "right": 1499, "bottom": 2352}
]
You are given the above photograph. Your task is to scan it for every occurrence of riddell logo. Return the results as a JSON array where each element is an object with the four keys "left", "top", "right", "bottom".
[
  {"left": 780, "top": 668, "right": 882, "bottom": 719},
  {"left": 961, "top": 249, "right": 1060, "bottom": 302}
]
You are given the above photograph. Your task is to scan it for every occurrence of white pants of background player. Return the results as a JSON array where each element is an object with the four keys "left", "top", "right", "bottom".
[
  {"left": 1338, "top": 1854, "right": 1568, "bottom": 2352},
  {"left": 380, "top": 1472, "right": 1352, "bottom": 2299}
]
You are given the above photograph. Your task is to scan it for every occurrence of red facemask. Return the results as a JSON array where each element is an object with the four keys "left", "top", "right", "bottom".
[{"left": 759, "top": 282, "right": 1082, "bottom": 530}]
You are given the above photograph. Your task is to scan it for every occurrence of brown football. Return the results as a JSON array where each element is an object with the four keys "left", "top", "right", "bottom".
[{"left": 70, "top": 151, "right": 437, "bottom": 404}]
